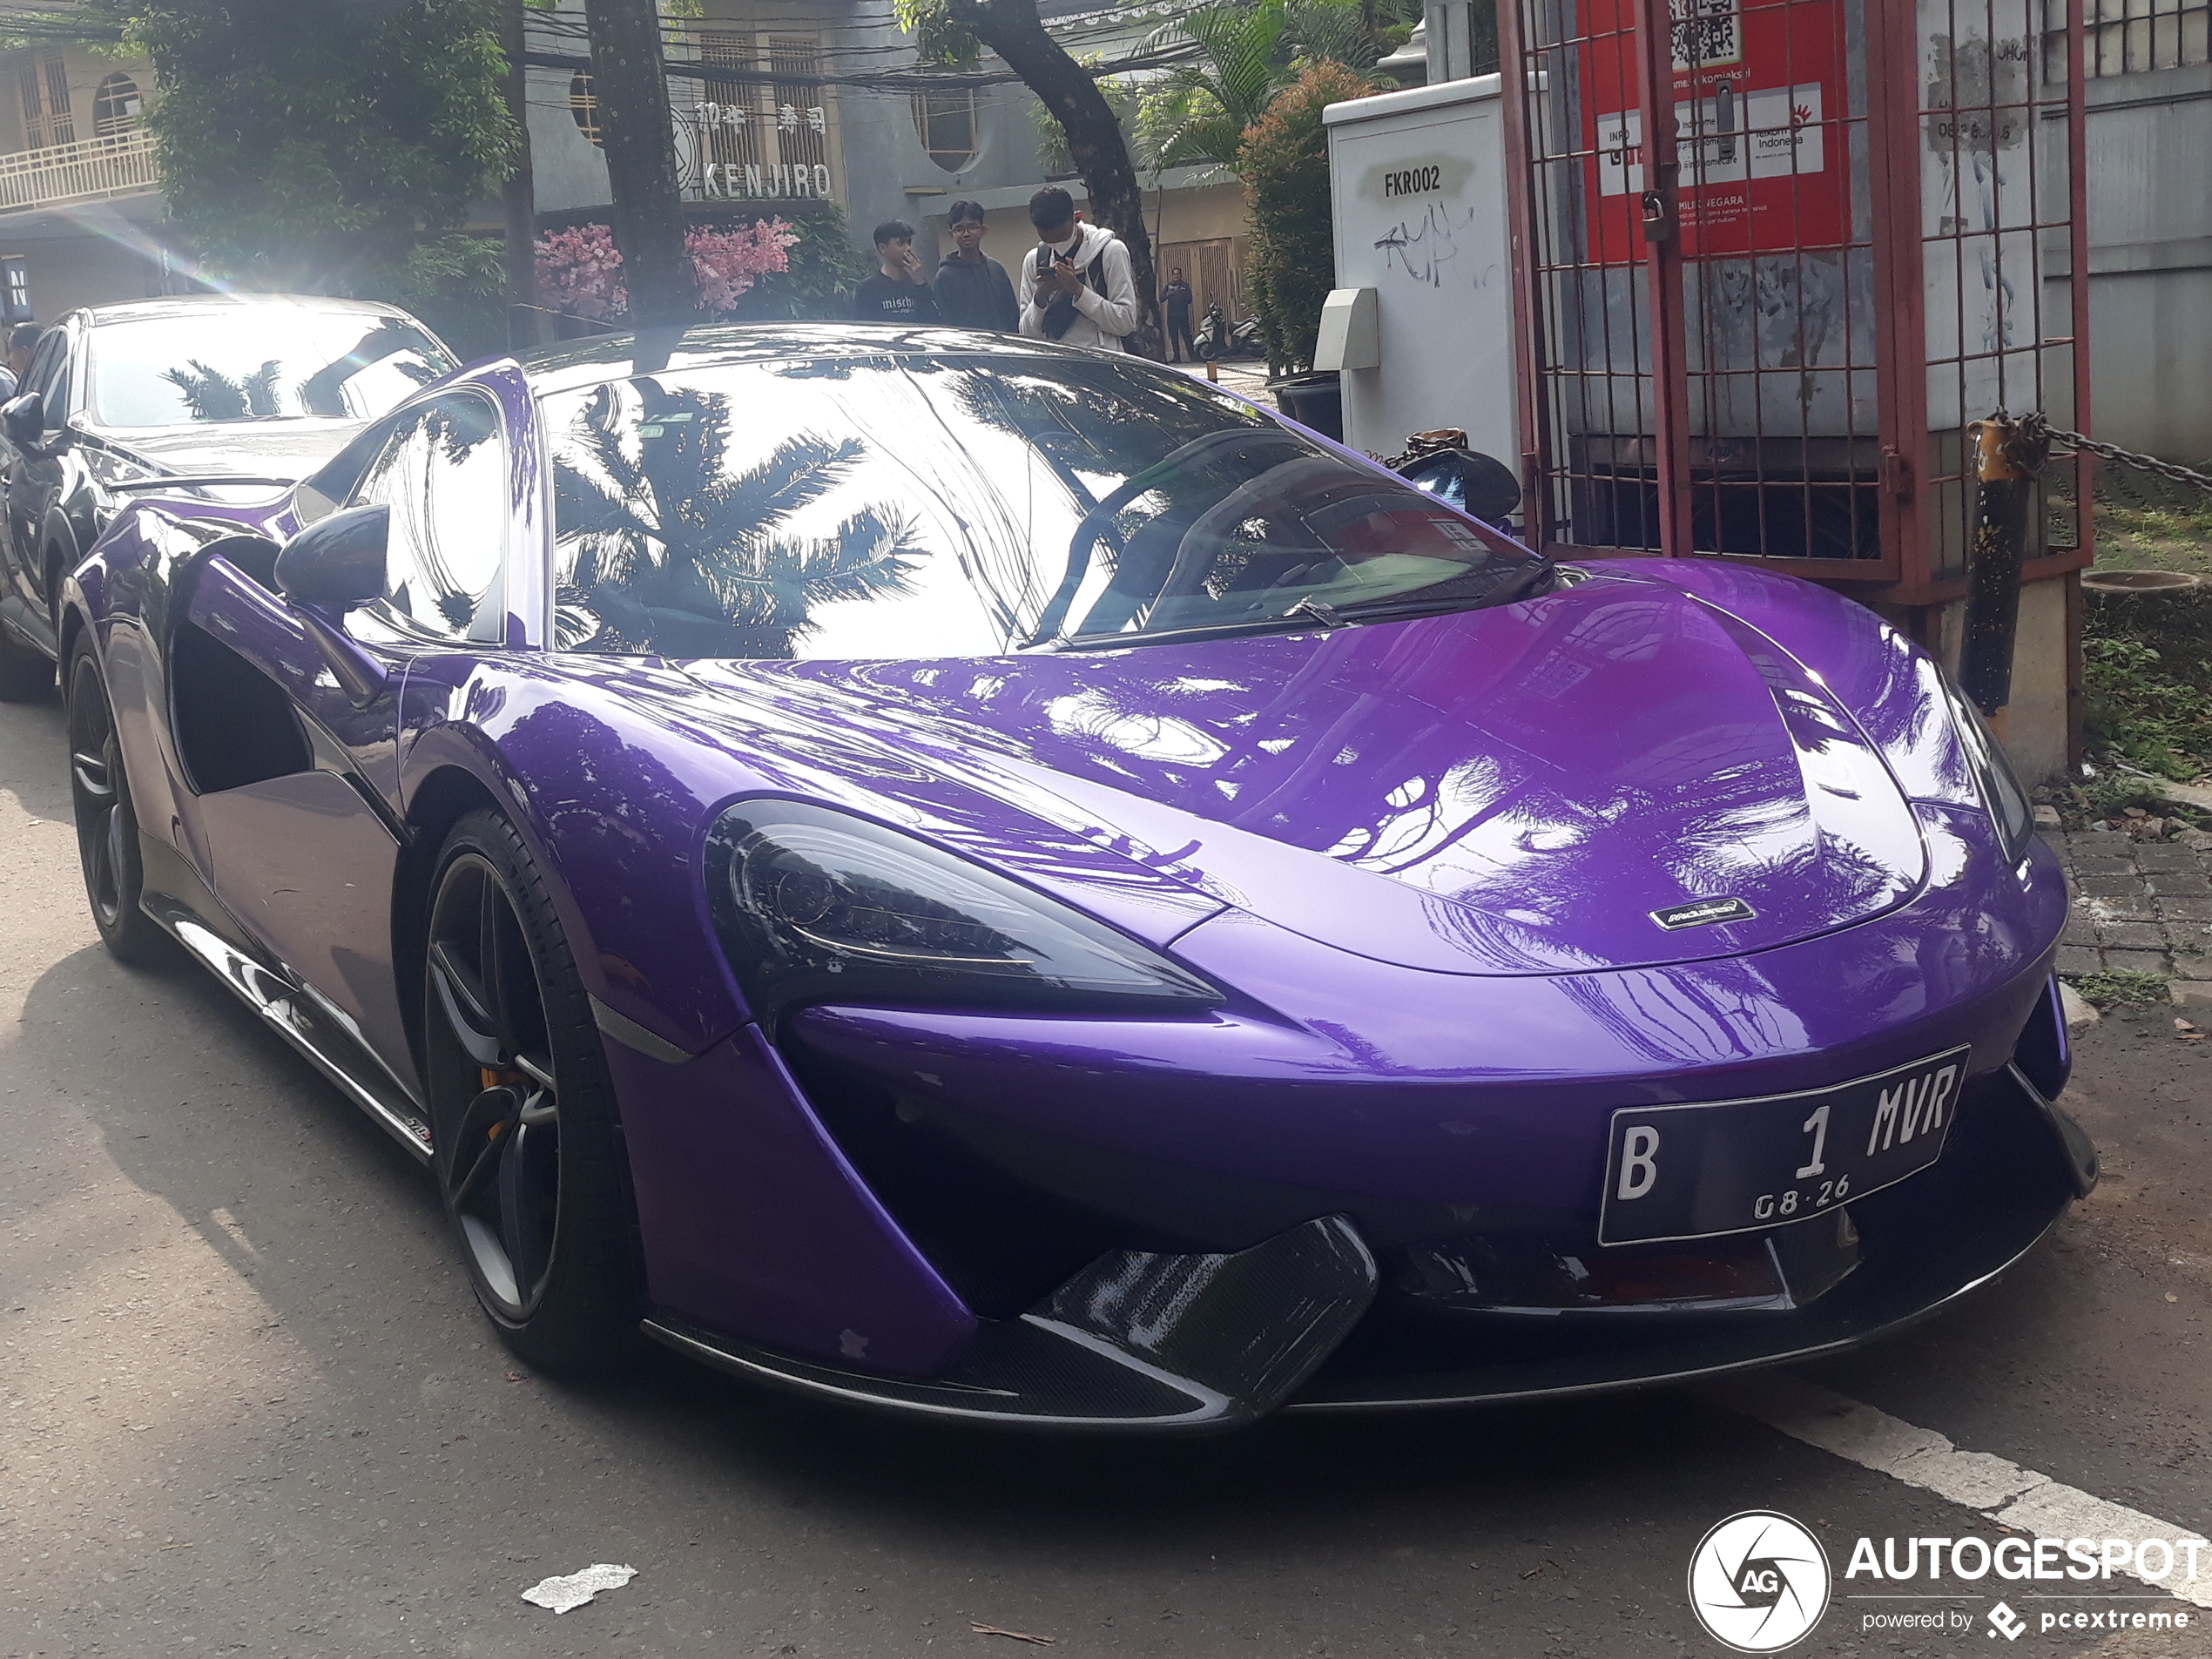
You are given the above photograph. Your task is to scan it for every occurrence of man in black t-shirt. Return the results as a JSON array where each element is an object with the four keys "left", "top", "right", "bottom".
[{"left": 853, "top": 219, "right": 941, "bottom": 325}]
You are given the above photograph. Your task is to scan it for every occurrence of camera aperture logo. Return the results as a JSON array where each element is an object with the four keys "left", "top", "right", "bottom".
[{"left": 1689, "top": 1511, "right": 1833, "bottom": 1652}]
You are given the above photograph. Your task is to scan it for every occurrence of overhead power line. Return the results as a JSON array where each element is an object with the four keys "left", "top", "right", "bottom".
[{"left": 525, "top": 38, "right": 1198, "bottom": 92}]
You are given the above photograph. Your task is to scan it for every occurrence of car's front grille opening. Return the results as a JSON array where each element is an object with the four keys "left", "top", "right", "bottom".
[
  {"left": 2012, "top": 975, "right": 2070, "bottom": 1103},
  {"left": 1393, "top": 1234, "right": 1793, "bottom": 1315},
  {"left": 780, "top": 1046, "right": 1129, "bottom": 1318}
]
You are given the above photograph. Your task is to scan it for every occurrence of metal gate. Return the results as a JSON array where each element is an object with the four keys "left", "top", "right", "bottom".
[{"left": 1497, "top": 0, "right": 2094, "bottom": 609}]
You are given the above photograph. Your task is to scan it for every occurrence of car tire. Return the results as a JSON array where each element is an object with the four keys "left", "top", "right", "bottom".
[
  {"left": 0, "top": 624, "right": 51, "bottom": 701},
  {"left": 422, "top": 809, "right": 643, "bottom": 1375},
  {"left": 65, "top": 639, "right": 173, "bottom": 966}
]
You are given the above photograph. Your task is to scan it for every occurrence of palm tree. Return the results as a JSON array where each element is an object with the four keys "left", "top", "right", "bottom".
[
  {"left": 1139, "top": 0, "right": 1387, "bottom": 171},
  {"left": 550, "top": 380, "right": 925, "bottom": 659}
]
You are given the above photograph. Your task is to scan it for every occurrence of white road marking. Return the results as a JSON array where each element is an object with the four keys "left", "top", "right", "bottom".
[{"left": 1698, "top": 1372, "right": 2212, "bottom": 1608}]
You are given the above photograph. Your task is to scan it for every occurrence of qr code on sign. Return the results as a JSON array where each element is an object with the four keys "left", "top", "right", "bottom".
[{"left": 1669, "top": 0, "right": 1742, "bottom": 70}]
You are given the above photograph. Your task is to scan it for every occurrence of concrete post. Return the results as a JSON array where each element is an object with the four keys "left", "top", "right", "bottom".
[{"left": 1425, "top": 2, "right": 1476, "bottom": 82}]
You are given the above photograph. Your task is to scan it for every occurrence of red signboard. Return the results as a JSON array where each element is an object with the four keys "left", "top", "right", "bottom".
[{"left": 1581, "top": 0, "right": 1848, "bottom": 260}]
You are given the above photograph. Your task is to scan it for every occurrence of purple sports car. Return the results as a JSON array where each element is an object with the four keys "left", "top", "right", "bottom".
[{"left": 60, "top": 327, "right": 2096, "bottom": 1429}]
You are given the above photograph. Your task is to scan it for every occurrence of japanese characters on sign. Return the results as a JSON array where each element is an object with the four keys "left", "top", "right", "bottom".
[{"left": 687, "top": 99, "right": 833, "bottom": 201}]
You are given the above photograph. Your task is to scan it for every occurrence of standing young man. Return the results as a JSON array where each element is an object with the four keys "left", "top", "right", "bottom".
[
  {"left": 1016, "top": 186, "right": 1139, "bottom": 353},
  {"left": 853, "top": 219, "right": 941, "bottom": 324},
  {"left": 932, "top": 200, "right": 1018, "bottom": 332},
  {"left": 1162, "top": 267, "right": 1194, "bottom": 362}
]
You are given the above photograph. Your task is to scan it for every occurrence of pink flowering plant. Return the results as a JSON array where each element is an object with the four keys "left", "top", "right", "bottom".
[{"left": 535, "top": 219, "right": 799, "bottom": 321}]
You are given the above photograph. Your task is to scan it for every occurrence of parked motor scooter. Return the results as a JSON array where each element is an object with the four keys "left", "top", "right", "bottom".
[{"left": 1194, "top": 302, "right": 1264, "bottom": 361}]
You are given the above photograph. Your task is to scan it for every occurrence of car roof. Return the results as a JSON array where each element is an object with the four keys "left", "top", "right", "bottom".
[
  {"left": 515, "top": 322, "right": 1143, "bottom": 401},
  {"left": 69, "top": 294, "right": 419, "bottom": 329}
]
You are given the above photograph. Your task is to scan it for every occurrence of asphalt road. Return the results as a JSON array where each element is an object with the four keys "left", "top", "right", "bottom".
[{"left": 3, "top": 687, "right": 2208, "bottom": 1659}]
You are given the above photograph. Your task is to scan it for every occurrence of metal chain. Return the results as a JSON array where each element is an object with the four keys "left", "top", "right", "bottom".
[{"left": 2019, "top": 411, "right": 2212, "bottom": 496}]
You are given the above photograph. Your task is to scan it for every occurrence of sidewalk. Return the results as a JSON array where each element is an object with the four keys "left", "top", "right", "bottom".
[
  {"left": 2048, "top": 828, "right": 2212, "bottom": 988},
  {"left": 1168, "top": 356, "right": 1276, "bottom": 411}
]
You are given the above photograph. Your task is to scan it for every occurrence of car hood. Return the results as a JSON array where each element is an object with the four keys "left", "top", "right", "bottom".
[
  {"left": 94, "top": 419, "right": 362, "bottom": 480},
  {"left": 681, "top": 571, "right": 1930, "bottom": 976}
]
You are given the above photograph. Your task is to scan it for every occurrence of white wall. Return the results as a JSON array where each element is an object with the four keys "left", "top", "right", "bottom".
[{"left": 1323, "top": 76, "right": 1518, "bottom": 464}]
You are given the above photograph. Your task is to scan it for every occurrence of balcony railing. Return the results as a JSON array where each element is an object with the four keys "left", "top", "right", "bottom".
[{"left": 0, "top": 129, "right": 159, "bottom": 215}]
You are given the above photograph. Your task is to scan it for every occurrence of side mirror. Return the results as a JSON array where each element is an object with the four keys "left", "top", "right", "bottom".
[
  {"left": 3, "top": 392, "right": 47, "bottom": 451},
  {"left": 274, "top": 503, "right": 388, "bottom": 611},
  {"left": 1398, "top": 448, "right": 1523, "bottom": 528}
]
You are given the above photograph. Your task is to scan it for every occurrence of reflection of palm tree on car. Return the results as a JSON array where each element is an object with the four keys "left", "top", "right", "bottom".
[
  {"left": 158, "top": 359, "right": 281, "bottom": 422},
  {"left": 550, "top": 381, "right": 924, "bottom": 659}
]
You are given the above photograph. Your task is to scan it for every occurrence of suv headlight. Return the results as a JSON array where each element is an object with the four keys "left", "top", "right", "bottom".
[
  {"left": 1941, "top": 676, "right": 2036, "bottom": 864},
  {"left": 705, "top": 799, "right": 1224, "bottom": 1028}
]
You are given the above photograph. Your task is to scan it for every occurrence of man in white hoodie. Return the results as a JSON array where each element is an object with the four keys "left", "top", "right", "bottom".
[{"left": 1017, "top": 186, "right": 1141, "bottom": 353}]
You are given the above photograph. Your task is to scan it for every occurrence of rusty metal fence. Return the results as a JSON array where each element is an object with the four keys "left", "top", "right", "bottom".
[{"left": 1498, "top": 0, "right": 2094, "bottom": 608}]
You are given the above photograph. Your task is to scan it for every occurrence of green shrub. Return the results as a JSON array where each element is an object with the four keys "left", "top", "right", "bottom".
[
  {"left": 110, "top": 0, "right": 513, "bottom": 301},
  {"left": 1237, "top": 59, "right": 1379, "bottom": 373},
  {"left": 2061, "top": 969, "right": 2169, "bottom": 1009},
  {"left": 2083, "top": 588, "right": 2212, "bottom": 780}
]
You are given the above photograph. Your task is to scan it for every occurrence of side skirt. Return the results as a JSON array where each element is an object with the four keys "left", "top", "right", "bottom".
[{"left": 138, "top": 846, "right": 433, "bottom": 1162}]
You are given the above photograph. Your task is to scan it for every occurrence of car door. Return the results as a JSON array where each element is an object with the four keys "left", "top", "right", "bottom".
[
  {"left": 180, "top": 387, "right": 512, "bottom": 1092},
  {"left": 1, "top": 320, "right": 75, "bottom": 648}
]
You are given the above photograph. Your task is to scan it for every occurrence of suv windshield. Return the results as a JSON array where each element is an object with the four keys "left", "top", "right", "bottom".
[
  {"left": 543, "top": 352, "right": 1542, "bottom": 661},
  {"left": 88, "top": 311, "right": 455, "bottom": 428}
]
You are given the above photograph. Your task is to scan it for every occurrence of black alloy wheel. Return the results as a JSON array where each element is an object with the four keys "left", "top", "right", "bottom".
[
  {"left": 65, "top": 640, "right": 171, "bottom": 965},
  {"left": 424, "top": 811, "right": 640, "bottom": 1372}
]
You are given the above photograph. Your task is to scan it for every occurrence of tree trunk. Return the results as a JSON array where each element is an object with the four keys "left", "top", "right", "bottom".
[
  {"left": 500, "top": 0, "right": 547, "bottom": 350},
  {"left": 948, "top": 0, "right": 1160, "bottom": 357},
  {"left": 583, "top": 0, "right": 694, "bottom": 331}
]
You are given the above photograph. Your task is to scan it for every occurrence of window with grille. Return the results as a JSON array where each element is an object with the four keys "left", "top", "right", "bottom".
[
  {"left": 2045, "top": 0, "right": 2210, "bottom": 78},
  {"left": 685, "top": 30, "right": 833, "bottom": 200},
  {"left": 912, "top": 90, "right": 978, "bottom": 172},
  {"left": 17, "top": 49, "right": 75, "bottom": 150},
  {"left": 570, "top": 71, "right": 603, "bottom": 146},
  {"left": 92, "top": 72, "right": 141, "bottom": 139}
]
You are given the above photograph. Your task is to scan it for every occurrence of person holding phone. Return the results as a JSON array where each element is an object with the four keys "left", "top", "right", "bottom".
[
  {"left": 853, "top": 219, "right": 941, "bottom": 324},
  {"left": 1016, "top": 186, "right": 1138, "bottom": 353}
]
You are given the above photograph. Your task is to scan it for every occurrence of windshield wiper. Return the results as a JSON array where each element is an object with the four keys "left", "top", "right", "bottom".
[
  {"left": 1029, "top": 558, "right": 1560, "bottom": 654},
  {"left": 1286, "top": 596, "right": 1349, "bottom": 629},
  {"left": 1321, "top": 558, "right": 1560, "bottom": 624}
]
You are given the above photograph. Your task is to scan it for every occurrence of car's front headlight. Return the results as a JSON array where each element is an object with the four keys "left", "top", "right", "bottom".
[
  {"left": 1941, "top": 675, "right": 2036, "bottom": 864},
  {"left": 704, "top": 799, "right": 1224, "bottom": 1028}
]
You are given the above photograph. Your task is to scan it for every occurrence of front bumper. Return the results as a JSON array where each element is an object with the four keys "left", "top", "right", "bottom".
[
  {"left": 641, "top": 1055, "right": 2087, "bottom": 1428},
  {"left": 613, "top": 809, "right": 2076, "bottom": 1424}
]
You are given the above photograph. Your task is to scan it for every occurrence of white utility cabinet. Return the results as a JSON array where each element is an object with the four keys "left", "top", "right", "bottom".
[{"left": 1322, "top": 74, "right": 1517, "bottom": 466}]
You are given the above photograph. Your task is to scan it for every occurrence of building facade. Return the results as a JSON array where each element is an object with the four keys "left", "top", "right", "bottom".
[
  {"left": 2059, "top": 0, "right": 2212, "bottom": 462},
  {"left": 1, "top": 6, "right": 1259, "bottom": 335},
  {"left": 525, "top": 0, "right": 1254, "bottom": 326},
  {"left": 0, "top": 43, "right": 171, "bottom": 322}
]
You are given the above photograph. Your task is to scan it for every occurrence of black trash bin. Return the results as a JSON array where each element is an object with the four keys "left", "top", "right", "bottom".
[{"left": 1270, "top": 370, "right": 1343, "bottom": 442}]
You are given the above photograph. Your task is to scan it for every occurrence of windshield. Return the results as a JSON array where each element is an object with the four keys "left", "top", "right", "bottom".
[
  {"left": 88, "top": 311, "right": 455, "bottom": 428},
  {"left": 543, "top": 353, "right": 1541, "bottom": 661}
]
